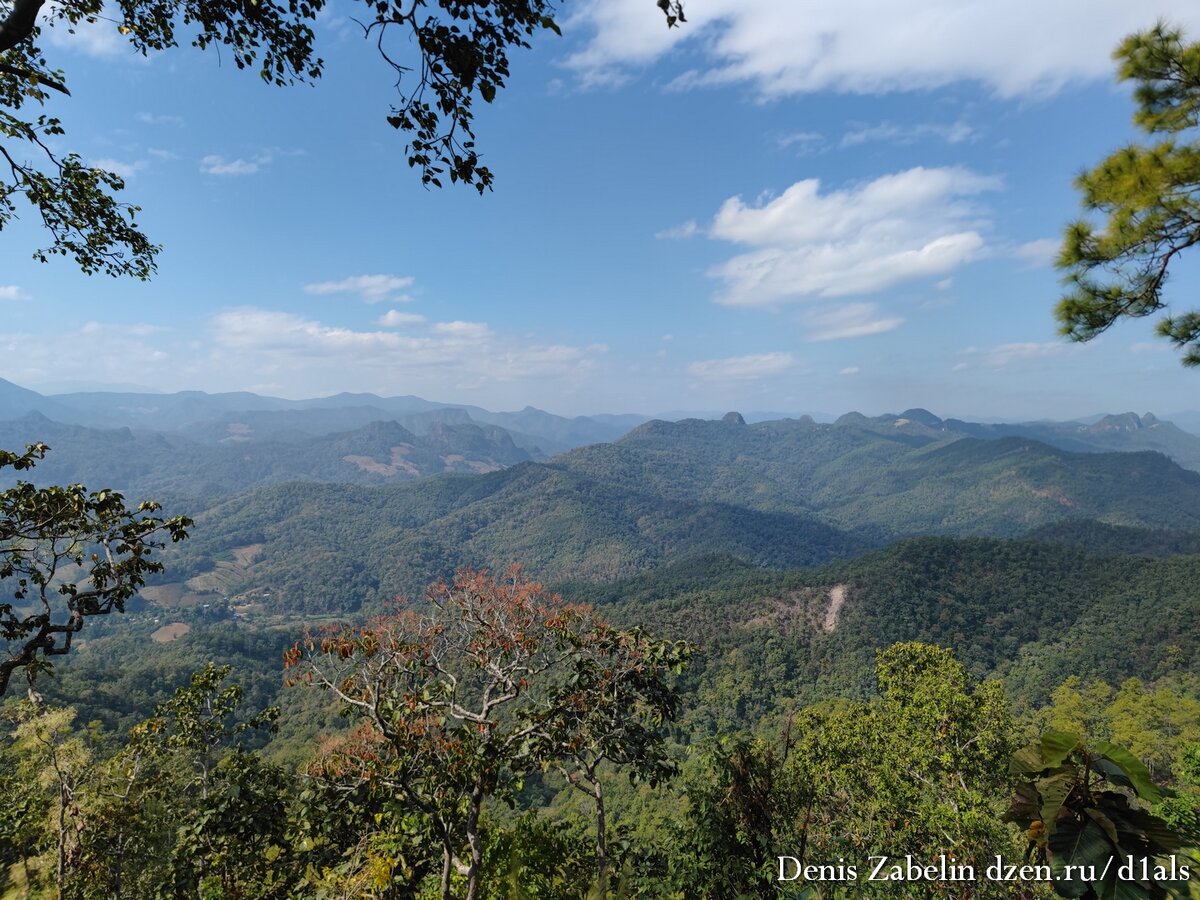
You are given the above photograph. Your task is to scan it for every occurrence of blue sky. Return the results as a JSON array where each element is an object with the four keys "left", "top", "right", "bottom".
[{"left": 5, "top": 0, "right": 1200, "bottom": 419}]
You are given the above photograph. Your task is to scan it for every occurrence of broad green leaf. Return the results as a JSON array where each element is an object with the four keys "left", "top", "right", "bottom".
[
  {"left": 1041, "top": 730, "right": 1082, "bottom": 768},
  {"left": 1095, "top": 741, "right": 1162, "bottom": 803},
  {"left": 1048, "top": 819, "right": 1115, "bottom": 897},
  {"left": 1037, "top": 771, "right": 1077, "bottom": 838}
]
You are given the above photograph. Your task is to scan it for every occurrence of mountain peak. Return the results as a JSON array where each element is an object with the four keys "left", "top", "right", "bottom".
[
  {"left": 722, "top": 411, "right": 747, "bottom": 426},
  {"left": 898, "top": 408, "right": 943, "bottom": 427},
  {"left": 1089, "top": 412, "right": 1150, "bottom": 433}
]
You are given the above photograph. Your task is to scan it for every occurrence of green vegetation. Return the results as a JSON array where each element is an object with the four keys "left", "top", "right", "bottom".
[
  {"left": 136, "top": 414, "right": 1200, "bottom": 617},
  {"left": 0, "top": 444, "right": 190, "bottom": 694},
  {"left": 8, "top": 407, "right": 1200, "bottom": 896},
  {"left": 1057, "top": 22, "right": 1200, "bottom": 365}
]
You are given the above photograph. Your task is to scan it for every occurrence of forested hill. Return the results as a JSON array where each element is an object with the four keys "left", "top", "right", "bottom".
[
  {"left": 0, "top": 414, "right": 535, "bottom": 497},
  {"left": 559, "top": 416, "right": 1200, "bottom": 534},
  {"left": 154, "top": 417, "right": 1200, "bottom": 614},
  {"left": 563, "top": 535, "right": 1200, "bottom": 730},
  {"left": 165, "top": 466, "right": 871, "bottom": 613},
  {"left": 49, "top": 534, "right": 1200, "bottom": 741}
]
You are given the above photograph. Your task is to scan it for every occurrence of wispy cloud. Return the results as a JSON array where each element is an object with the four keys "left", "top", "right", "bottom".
[
  {"left": 569, "top": 1, "right": 1200, "bottom": 98},
  {"left": 687, "top": 352, "right": 802, "bottom": 381},
  {"left": 200, "top": 153, "right": 273, "bottom": 176},
  {"left": 378, "top": 310, "right": 426, "bottom": 327},
  {"left": 840, "top": 120, "right": 976, "bottom": 148},
  {"left": 138, "top": 112, "right": 185, "bottom": 127},
  {"left": 46, "top": 17, "right": 125, "bottom": 58},
  {"left": 0, "top": 286, "right": 29, "bottom": 302},
  {"left": 959, "top": 340, "right": 1081, "bottom": 369},
  {"left": 1014, "top": 238, "right": 1060, "bottom": 268},
  {"left": 777, "top": 131, "right": 826, "bottom": 154},
  {"left": 304, "top": 274, "right": 415, "bottom": 304},
  {"left": 0, "top": 322, "right": 171, "bottom": 388},
  {"left": 708, "top": 166, "right": 999, "bottom": 307},
  {"left": 803, "top": 303, "right": 904, "bottom": 341},
  {"left": 655, "top": 220, "right": 699, "bottom": 240},
  {"left": 210, "top": 308, "right": 598, "bottom": 384},
  {"left": 432, "top": 320, "right": 493, "bottom": 341},
  {"left": 91, "top": 158, "right": 147, "bottom": 180}
]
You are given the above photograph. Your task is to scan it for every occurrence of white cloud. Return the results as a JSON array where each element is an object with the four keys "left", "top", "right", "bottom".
[
  {"left": 209, "top": 308, "right": 597, "bottom": 384},
  {"left": 0, "top": 286, "right": 29, "bottom": 301},
  {"left": 655, "top": 219, "right": 699, "bottom": 239},
  {"left": 138, "top": 112, "right": 185, "bottom": 127},
  {"left": 304, "top": 274, "right": 415, "bottom": 303},
  {"left": 777, "top": 131, "right": 826, "bottom": 154},
  {"left": 91, "top": 158, "right": 147, "bottom": 180},
  {"left": 839, "top": 366, "right": 860, "bottom": 375},
  {"left": 959, "top": 341, "right": 1081, "bottom": 368},
  {"left": 709, "top": 167, "right": 999, "bottom": 307},
  {"left": 1130, "top": 341, "right": 1171, "bottom": 355},
  {"left": 1014, "top": 238, "right": 1060, "bottom": 268},
  {"left": 0, "top": 321, "right": 172, "bottom": 387},
  {"left": 569, "top": 1, "right": 1200, "bottom": 98},
  {"left": 803, "top": 303, "right": 904, "bottom": 341},
  {"left": 840, "top": 120, "right": 976, "bottom": 147},
  {"left": 687, "top": 352, "right": 801, "bottom": 381},
  {"left": 0, "top": 310, "right": 603, "bottom": 402},
  {"left": 432, "top": 320, "right": 493, "bottom": 341},
  {"left": 46, "top": 15, "right": 125, "bottom": 58},
  {"left": 200, "top": 153, "right": 272, "bottom": 176},
  {"left": 378, "top": 310, "right": 426, "bottom": 327}
]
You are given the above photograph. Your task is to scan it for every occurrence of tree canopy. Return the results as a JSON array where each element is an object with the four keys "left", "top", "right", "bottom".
[
  {"left": 0, "top": 0, "right": 683, "bottom": 279},
  {"left": 0, "top": 443, "right": 191, "bottom": 696},
  {"left": 1057, "top": 22, "right": 1200, "bottom": 365}
]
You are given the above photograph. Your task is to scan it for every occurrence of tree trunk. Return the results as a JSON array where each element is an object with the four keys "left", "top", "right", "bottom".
[
  {"left": 440, "top": 842, "right": 453, "bottom": 900},
  {"left": 594, "top": 779, "right": 608, "bottom": 889},
  {"left": 56, "top": 785, "right": 66, "bottom": 900},
  {"left": 0, "top": 0, "right": 46, "bottom": 54},
  {"left": 464, "top": 780, "right": 485, "bottom": 900}
]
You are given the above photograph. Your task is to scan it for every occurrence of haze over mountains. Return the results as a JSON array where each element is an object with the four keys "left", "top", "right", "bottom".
[
  {"left": 5, "top": 376, "right": 1200, "bottom": 498},
  {"left": 8, "top": 373, "right": 1200, "bottom": 616},
  {"left": 134, "top": 406, "right": 1200, "bottom": 615}
]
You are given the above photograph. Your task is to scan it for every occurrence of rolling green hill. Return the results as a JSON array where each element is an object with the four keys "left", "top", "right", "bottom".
[
  {"left": 566, "top": 536, "right": 1200, "bottom": 733},
  {"left": 154, "top": 418, "right": 1200, "bottom": 616},
  {"left": 163, "top": 465, "right": 870, "bottom": 612}
]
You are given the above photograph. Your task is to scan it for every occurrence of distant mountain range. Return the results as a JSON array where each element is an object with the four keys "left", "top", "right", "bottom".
[
  {"left": 0, "top": 376, "right": 643, "bottom": 451},
  {"left": 150, "top": 413, "right": 1200, "bottom": 614},
  {"left": 5, "top": 377, "right": 1200, "bottom": 501}
]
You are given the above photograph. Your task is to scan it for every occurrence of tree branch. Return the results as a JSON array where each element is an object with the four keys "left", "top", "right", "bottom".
[{"left": 0, "top": 0, "right": 46, "bottom": 54}]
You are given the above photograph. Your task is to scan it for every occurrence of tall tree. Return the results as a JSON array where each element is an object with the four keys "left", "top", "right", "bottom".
[
  {"left": 528, "top": 624, "right": 690, "bottom": 888},
  {"left": 1, "top": 0, "right": 684, "bottom": 278},
  {"left": 289, "top": 565, "right": 688, "bottom": 900},
  {"left": 1057, "top": 21, "right": 1200, "bottom": 365}
]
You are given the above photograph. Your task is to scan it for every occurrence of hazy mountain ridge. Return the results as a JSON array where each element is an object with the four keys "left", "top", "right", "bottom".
[
  {"left": 7, "top": 374, "right": 1200, "bottom": 501},
  {"left": 0, "top": 378, "right": 639, "bottom": 448},
  {"left": 0, "top": 413, "right": 535, "bottom": 497},
  {"left": 153, "top": 418, "right": 1200, "bottom": 615}
]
